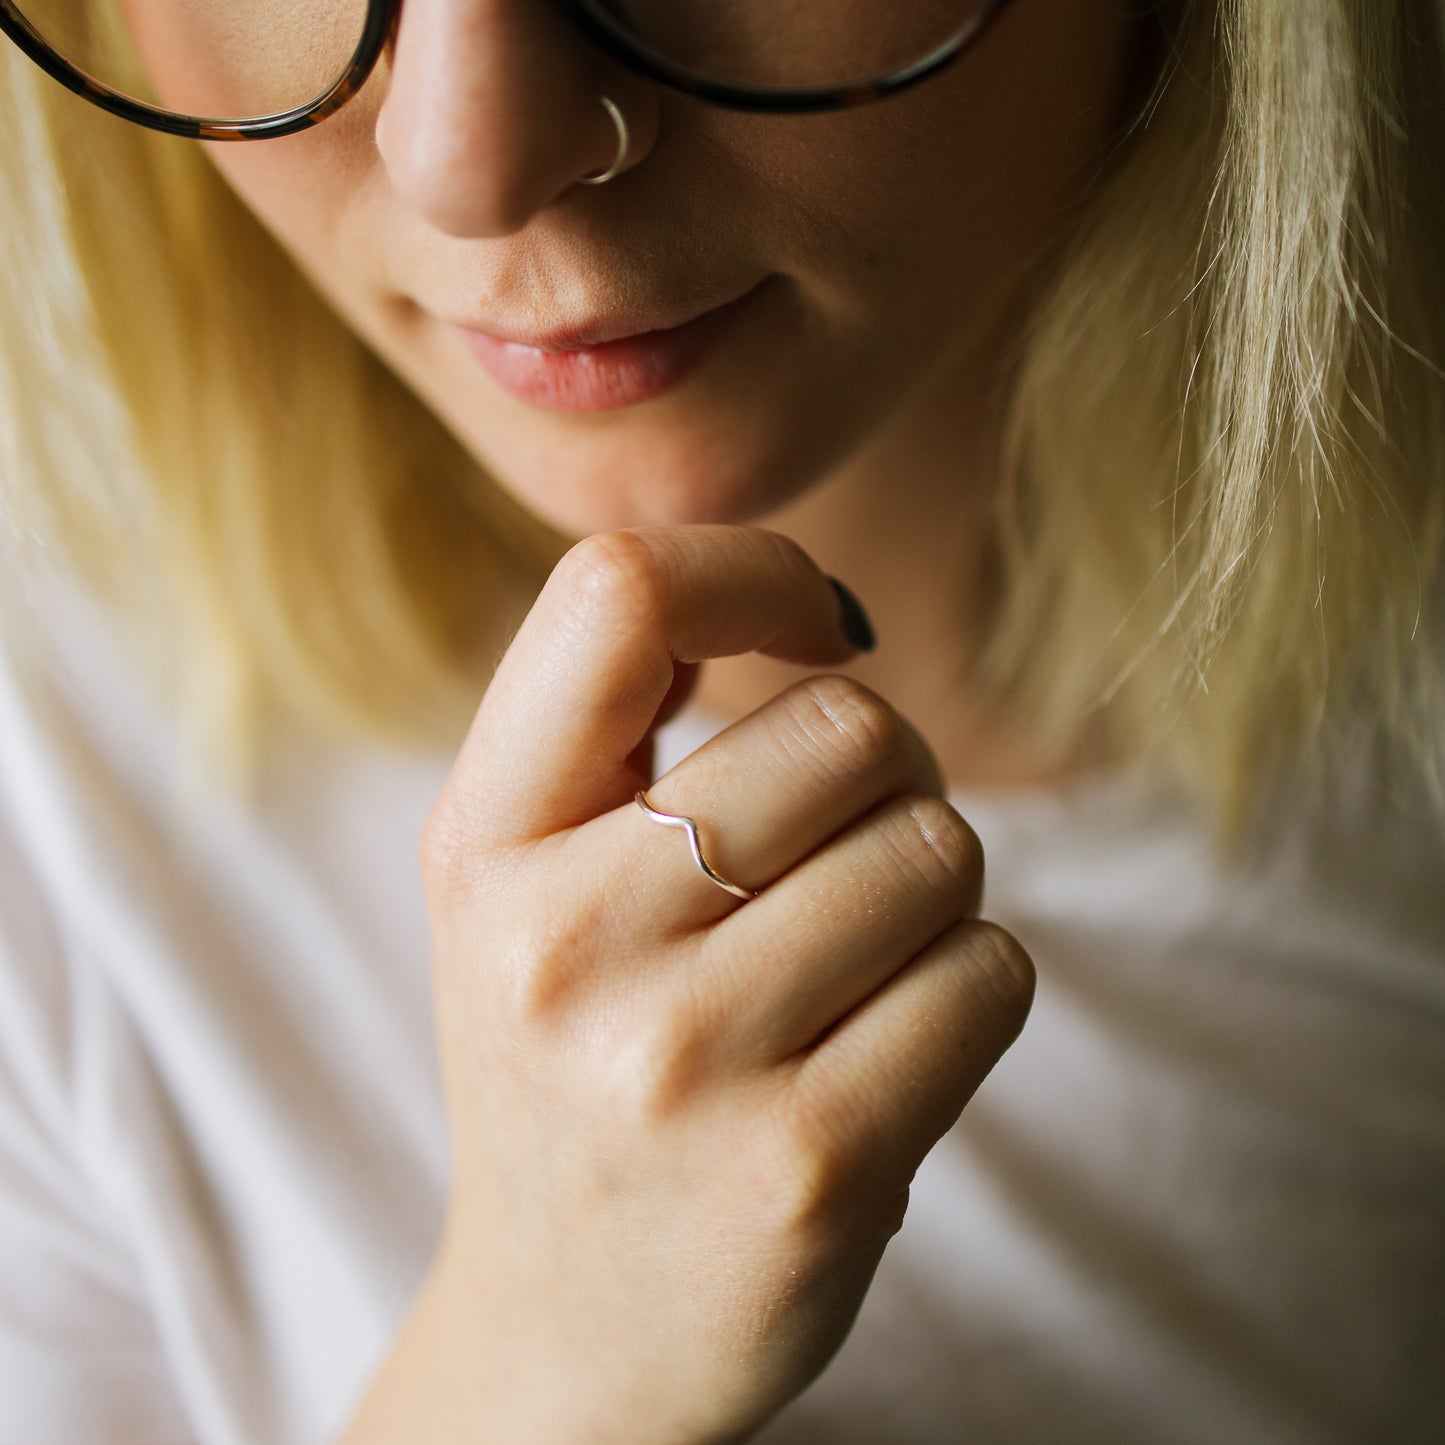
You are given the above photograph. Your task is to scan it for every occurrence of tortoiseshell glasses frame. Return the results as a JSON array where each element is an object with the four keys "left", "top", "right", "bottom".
[{"left": 0, "top": 0, "right": 1019, "bottom": 141}]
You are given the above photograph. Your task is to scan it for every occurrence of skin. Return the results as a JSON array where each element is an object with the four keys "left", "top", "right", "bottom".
[
  {"left": 120, "top": 2, "right": 1155, "bottom": 1437},
  {"left": 351, "top": 525, "right": 1040, "bottom": 1442},
  {"left": 128, "top": 0, "right": 1148, "bottom": 784}
]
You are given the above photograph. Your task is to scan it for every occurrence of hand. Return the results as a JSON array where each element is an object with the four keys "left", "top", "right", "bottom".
[{"left": 415, "top": 525, "right": 1034, "bottom": 1444}]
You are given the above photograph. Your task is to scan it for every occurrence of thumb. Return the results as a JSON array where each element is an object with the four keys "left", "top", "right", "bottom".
[
  {"left": 623, "top": 659, "right": 701, "bottom": 779},
  {"left": 445, "top": 525, "right": 876, "bottom": 847}
]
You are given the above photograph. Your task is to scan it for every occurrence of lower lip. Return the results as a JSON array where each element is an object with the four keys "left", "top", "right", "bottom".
[{"left": 455, "top": 289, "right": 758, "bottom": 413}]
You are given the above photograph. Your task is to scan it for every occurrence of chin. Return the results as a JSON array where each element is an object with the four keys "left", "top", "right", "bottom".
[
  {"left": 463, "top": 415, "right": 837, "bottom": 538},
  {"left": 498, "top": 471, "right": 801, "bottom": 538}
]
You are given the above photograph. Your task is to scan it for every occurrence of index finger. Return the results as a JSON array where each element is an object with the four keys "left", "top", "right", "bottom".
[{"left": 444, "top": 525, "right": 871, "bottom": 846}]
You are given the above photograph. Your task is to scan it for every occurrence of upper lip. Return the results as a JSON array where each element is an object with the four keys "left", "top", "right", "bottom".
[{"left": 450, "top": 281, "right": 763, "bottom": 352}]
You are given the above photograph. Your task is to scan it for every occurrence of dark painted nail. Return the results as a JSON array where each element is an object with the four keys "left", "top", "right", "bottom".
[{"left": 827, "top": 576, "right": 876, "bottom": 652}]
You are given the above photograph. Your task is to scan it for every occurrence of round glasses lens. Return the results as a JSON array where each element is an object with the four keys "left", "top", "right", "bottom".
[
  {"left": 15, "top": 0, "right": 370, "bottom": 122},
  {"left": 587, "top": 0, "right": 997, "bottom": 93}
]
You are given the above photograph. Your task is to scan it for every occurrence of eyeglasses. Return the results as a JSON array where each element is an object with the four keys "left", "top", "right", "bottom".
[{"left": 0, "top": 0, "right": 1018, "bottom": 142}]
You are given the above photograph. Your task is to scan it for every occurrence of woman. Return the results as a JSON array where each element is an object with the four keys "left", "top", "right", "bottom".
[{"left": 0, "top": 0, "right": 1441, "bottom": 1440}]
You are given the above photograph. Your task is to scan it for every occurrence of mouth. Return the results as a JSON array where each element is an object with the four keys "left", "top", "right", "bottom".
[{"left": 451, "top": 280, "right": 769, "bottom": 413}]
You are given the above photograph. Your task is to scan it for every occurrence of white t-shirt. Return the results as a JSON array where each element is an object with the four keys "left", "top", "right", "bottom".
[{"left": 0, "top": 557, "right": 1441, "bottom": 1445}]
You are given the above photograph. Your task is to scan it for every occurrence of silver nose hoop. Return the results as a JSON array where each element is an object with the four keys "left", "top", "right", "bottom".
[{"left": 580, "top": 94, "right": 630, "bottom": 185}]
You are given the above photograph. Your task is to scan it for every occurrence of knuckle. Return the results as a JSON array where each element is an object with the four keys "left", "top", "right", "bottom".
[
  {"left": 760, "top": 1093, "right": 854, "bottom": 1233},
  {"left": 905, "top": 795, "right": 982, "bottom": 871},
  {"left": 555, "top": 530, "right": 669, "bottom": 639},
  {"left": 956, "top": 921, "right": 1037, "bottom": 1035},
  {"left": 792, "top": 674, "right": 905, "bottom": 781},
  {"left": 499, "top": 908, "right": 593, "bottom": 1026},
  {"left": 424, "top": 837, "right": 601, "bottom": 1033},
  {"left": 894, "top": 795, "right": 985, "bottom": 905},
  {"left": 418, "top": 799, "right": 483, "bottom": 906},
  {"left": 607, "top": 1001, "right": 709, "bottom": 1125},
  {"left": 418, "top": 783, "right": 518, "bottom": 908}
]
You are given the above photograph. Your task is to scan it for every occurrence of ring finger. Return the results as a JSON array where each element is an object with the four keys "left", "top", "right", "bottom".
[{"left": 579, "top": 673, "right": 947, "bottom": 932}]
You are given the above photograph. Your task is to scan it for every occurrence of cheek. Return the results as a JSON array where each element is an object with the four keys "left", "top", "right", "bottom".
[
  {"left": 203, "top": 139, "right": 330, "bottom": 250},
  {"left": 117, "top": 0, "right": 370, "bottom": 117},
  {"left": 717, "top": 0, "right": 1140, "bottom": 327},
  {"left": 197, "top": 83, "right": 386, "bottom": 277}
]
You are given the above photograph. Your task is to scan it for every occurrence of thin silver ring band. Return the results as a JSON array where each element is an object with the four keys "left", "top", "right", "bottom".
[
  {"left": 580, "top": 95, "right": 630, "bottom": 185},
  {"left": 634, "top": 789, "right": 758, "bottom": 900}
]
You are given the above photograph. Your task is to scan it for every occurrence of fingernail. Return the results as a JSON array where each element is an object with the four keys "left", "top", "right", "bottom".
[{"left": 827, "top": 576, "right": 876, "bottom": 652}]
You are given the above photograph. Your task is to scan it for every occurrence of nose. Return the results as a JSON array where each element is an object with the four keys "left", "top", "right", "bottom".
[{"left": 374, "top": 0, "right": 661, "bottom": 237}]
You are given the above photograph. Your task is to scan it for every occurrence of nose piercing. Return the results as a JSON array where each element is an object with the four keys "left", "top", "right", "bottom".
[{"left": 580, "top": 94, "right": 631, "bottom": 185}]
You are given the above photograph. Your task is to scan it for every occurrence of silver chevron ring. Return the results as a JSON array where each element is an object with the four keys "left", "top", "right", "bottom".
[{"left": 634, "top": 790, "right": 759, "bottom": 900}]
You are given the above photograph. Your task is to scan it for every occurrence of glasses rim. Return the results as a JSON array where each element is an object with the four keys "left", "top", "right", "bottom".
[{"left": 0, "top": 0, "right": 1019, "bottom": 142}]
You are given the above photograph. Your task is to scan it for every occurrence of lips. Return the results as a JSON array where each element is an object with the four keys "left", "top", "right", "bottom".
[{"left": 453, "top": 283, "right": 765, "bottom": 412}]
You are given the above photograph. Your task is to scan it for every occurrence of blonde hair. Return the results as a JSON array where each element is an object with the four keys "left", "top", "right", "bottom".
[
  {"left": 0, "top": 44, "right": 566, "bottom": 788},
  {"left": 2, "top": 0, "right": 1442, "bottom": 845},
  {"left": 984, "top": 0, "right": 1445, "bottom": 840}
]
